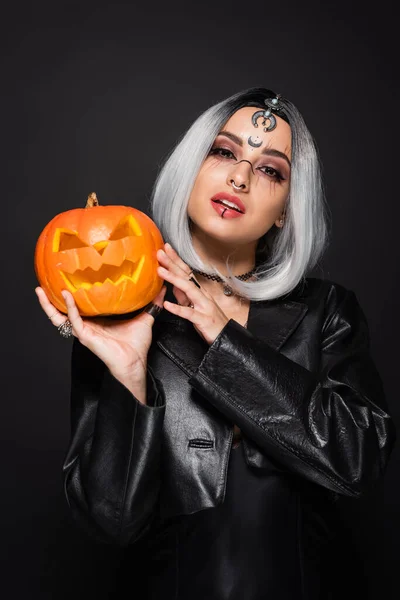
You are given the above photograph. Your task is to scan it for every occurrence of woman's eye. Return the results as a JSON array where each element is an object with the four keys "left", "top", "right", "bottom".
[
  {"left": 209, "top": 147, "right": 286, "bottom": 182},
  {"left": 209, "top": 147, "right": 235, "bottom": 159},
  {"left": 259, "top": 166, "right": 285, "bottom": 182}
]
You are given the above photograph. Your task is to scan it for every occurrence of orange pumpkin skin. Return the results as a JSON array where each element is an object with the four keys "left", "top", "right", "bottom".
[{"left": 34, "top": 195, "right": 164, "bottom": 316}]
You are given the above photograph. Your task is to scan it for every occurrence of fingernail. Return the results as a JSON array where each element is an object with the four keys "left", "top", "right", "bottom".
[{"left": 61, "top": 291, "right": 67, "bottom": 299}]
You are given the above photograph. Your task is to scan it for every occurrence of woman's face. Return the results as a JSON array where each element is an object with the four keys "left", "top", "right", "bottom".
[{"left": 187, "top": 106, "right": 291, "bottom": 248}]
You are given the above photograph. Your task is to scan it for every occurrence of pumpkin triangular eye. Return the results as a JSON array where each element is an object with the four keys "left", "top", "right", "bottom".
[
  {"left": 109, "top": 215, "right": 142, "bottom": 240},
  {"left": 54, "top": 229, "right": 88, "bottom": 252}
]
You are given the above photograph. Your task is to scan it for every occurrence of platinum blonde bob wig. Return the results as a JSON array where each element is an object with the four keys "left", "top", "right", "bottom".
[{"left": 150, "top": 87, "right": 329, "bottom": 301}]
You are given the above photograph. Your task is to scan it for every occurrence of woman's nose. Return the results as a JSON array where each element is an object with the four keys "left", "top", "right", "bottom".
[{"left": 227, "top": 160, "right": 253, "bottom": 190}]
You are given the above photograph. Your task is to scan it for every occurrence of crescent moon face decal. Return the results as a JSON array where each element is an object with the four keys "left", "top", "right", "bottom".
[{"left": 248, "top": 136, "right": 263, "bottom": 148}]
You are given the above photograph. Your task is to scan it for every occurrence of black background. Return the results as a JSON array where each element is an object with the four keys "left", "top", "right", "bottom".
[{"left": 1, "top": 0, "right": 398, "bottom": 597}]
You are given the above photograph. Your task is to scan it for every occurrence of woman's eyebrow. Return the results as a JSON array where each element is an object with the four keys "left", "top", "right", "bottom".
[{"left": 217, "top": 130, "right": 291, "bottom": 167}]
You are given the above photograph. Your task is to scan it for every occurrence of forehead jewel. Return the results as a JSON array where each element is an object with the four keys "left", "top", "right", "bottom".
[{"left": 251, "top": 93, "right": 286, "bottom": 133}]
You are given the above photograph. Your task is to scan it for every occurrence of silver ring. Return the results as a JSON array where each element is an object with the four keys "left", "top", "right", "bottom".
[
  {"left": 48, "top": 311, "right": 58, "bottom": 320},
  {"left": 58, "top": 319, "right": 73, "bottom": 338},
  {"left": 143, "top": 302, "right": 163, "bottom": 318}
]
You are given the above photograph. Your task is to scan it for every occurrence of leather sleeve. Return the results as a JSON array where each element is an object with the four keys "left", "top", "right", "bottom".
[
  {"left": 62, "top": 337, "right": 166, "bottom": 547},
  {"left": 188, "top": 289, "right": 396, "bottom": 497}
]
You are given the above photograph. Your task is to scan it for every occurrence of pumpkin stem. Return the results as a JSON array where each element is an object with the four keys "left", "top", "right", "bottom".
[{"left": 86, "top": 192, "right": 99, "bottom": 208}]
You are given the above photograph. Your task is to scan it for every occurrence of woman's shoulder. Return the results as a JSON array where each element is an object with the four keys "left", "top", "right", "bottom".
[
  {"left": 289, "top": 276, "right": 359, "bottom": 317},
  {"left": 294, "top": 276, "right": 350, "bottom": 301},
  {"left": 285, "top": 276, "right": 369, "bottom": 338}
]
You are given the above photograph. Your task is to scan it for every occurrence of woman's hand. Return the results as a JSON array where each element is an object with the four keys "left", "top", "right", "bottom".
[
  {"left": 34, "top": 285, "right": 167, "bottom": 383},
  {"left": 157, "top": 243, "right": 229, "bottom": 345}
]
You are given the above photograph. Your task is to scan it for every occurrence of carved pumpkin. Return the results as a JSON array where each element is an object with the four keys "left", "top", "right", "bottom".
[{"left": 34, "top": 193, "right": 164, "bottom": 316}]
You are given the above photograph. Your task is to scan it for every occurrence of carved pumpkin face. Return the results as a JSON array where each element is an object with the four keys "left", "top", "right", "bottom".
[{"left": 34, "top": 196, "right": 164, "bottom": 316}]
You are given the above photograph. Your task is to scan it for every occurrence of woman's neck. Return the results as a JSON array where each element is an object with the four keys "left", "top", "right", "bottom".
[
  {"left": 191, "top": 230, "right": 256, "bottom": 277},
  {"left": 190, "top": 230, "right": 256, "bottom": 307}
]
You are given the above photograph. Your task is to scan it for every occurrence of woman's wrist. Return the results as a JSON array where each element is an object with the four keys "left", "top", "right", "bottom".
[{"left": 110, "top": 367, "right": 147, "bottom": 405}]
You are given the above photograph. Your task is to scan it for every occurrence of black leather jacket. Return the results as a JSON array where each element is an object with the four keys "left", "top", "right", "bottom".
[{"left": 62, "top": 277, "right": 396, "bottom": 550}]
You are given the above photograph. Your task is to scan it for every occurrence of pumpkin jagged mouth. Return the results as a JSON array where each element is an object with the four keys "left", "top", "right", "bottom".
[{"left": 60, "top": 256, "right": 146, "bottom": 290}]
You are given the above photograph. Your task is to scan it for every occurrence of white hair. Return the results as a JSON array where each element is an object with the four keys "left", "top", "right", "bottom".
[{"left": 150, "top": 87, "right": 329, "bottom": 301}]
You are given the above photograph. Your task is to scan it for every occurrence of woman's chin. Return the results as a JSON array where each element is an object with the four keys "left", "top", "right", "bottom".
[{"left": 192, "top": 226, "right": 253, "bottom": 249}]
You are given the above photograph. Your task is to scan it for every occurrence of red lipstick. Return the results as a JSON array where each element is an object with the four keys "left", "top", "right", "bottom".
[{"left": 210, "top": 192, "right": 246, "bottom": 214}]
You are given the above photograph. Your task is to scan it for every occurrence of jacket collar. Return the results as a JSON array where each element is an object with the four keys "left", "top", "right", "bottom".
[{"left": 156, "top": 283, "right": 309, "bottom": 377}]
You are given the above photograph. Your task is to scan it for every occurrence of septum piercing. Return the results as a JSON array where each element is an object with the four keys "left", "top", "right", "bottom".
[{"left": 231, "top": 160, "right": 254, "bottom": 190}]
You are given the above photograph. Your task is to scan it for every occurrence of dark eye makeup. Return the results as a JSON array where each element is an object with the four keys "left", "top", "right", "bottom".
[{"left": 208, "top": 146, "right": 287, "bottom": 183}]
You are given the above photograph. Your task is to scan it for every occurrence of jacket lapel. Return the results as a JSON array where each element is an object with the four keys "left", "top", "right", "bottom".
[
  {"left": 247, "top": 298, "right": 308, "bottom": 352},
  {"left": 156, "top": 295, "right": 308, "bottom": 376}
]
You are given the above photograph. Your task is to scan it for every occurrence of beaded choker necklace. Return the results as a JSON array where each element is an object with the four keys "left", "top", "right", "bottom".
[{"left": 190, "top": 267, "right": 257, "bottom": 296}]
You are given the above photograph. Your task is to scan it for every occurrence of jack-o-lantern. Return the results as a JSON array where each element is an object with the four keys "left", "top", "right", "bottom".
[{"left": 34, "top": 193, "right": 164, "bottom": 316}]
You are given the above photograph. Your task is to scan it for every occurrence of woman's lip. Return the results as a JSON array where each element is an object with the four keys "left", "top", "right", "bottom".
[
  {"left": 210, "top": 192, "right": 246, "bottom": 213},
  {"left": 210, "top": 200, "right": 244, "bottom": 219}
]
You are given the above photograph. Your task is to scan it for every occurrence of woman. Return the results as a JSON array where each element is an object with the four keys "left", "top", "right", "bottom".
[{"left": 35, "top": 87, "right": 396, "bottom": 599}]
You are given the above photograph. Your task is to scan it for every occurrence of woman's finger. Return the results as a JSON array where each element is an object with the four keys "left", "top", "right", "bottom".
[
  {"left": 161, "top": 244, "right": 203, "bottom": 290},
  {"left": 153, "top": 285, "right": 167, "bottom": 307},
  {"left": 172, "top": 285, "right": 191, "bottom": 307},
  {"left": 163, "top": 245, "right": 207, "bottom": 296},
  {"left": 164, "top": 243, "right": 192, "bottom": 274},
  {"left": 163, "top": 301, "right": 197, "bottom": 321},
  {"left": 35, "top": 287, "right": 69, "bottom": 328},
  {"left": 157, "top": 246, "right": 205, "bottom": 304},
  {"left": 157, "top": 266, "right": 204, "bottom": 305},
  {"left": 60, "top": 290, "right": 85, "bottom": 338},
  {"left": 157, "top": 247, "right": 191, "bottom": 279},
  {"left": 140, "top": 286, "right": 167, "bottom": 325}
]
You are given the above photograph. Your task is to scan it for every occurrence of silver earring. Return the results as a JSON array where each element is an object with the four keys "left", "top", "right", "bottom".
[{"left": 279, "top": 219, "right": 284, "bottom": 225}]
